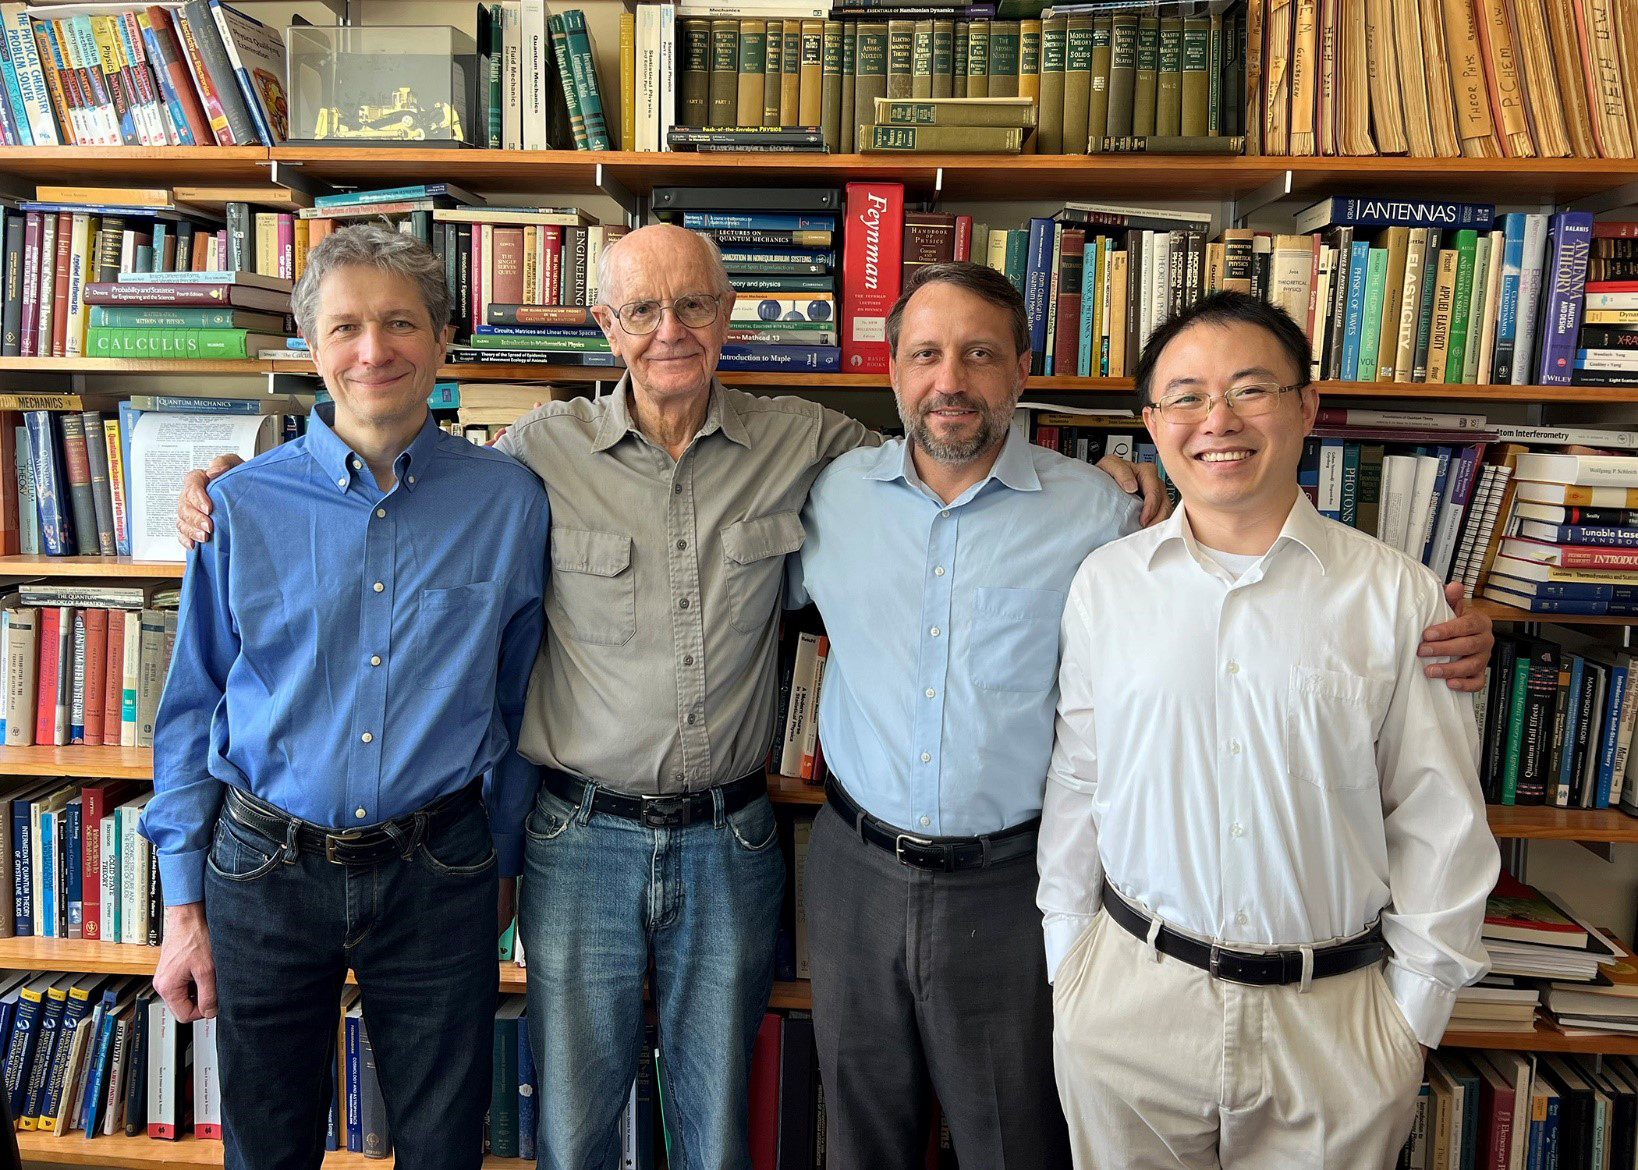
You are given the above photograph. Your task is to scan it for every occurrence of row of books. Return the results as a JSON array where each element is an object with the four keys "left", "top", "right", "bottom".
[
  {"left": 474, "top": 3, "right": 611, "bottom": 151},
  {"left": 771, "top": 617, "right": 830, "bottom": 784},
  {"left": 0, "top": 1, "right": 288, "bottom": 149},
  {"left": 625, "top": 4, "right": 1246, "bottom": 154},
  {"left": 1250, "top": 0, "right": 1636, "bottom": 160}
]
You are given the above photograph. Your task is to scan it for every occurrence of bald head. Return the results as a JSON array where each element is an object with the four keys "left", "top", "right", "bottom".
[{"left": 597, "top": 223, "right": 733, "bottom": 308}]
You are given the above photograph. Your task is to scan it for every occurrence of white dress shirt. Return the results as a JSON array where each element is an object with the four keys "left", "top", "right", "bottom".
[{"left": 1038, "top": 492, "right": 1500, "bottom": 1046}]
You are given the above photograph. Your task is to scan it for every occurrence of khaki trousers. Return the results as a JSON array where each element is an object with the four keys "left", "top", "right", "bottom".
[{"left": 1052, "top": 912, "right": 1426, "bottom": 1170}]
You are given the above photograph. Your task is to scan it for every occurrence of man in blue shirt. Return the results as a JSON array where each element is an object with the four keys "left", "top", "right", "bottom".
[
  {"left": 143, "top": 224, "right": 548, "bottom": 1170},
  {"left": 789, "top": 262, "right": 1494, "bottom": 1169}
]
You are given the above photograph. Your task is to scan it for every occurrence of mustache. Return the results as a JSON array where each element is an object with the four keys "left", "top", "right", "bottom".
[{"left": 918, "top": 394, "right": 982, "bottom": 414}]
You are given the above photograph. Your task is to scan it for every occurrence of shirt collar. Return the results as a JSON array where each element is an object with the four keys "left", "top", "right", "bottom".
[
  {"left": 1144, "top": 490, "right": 1330, "bottom": 575},
  {"left": 307, "top": 404, "right": 441, "bottom": 494},
  {"left": 590, "top": 375, "right": 750, "bottom": 453},
  {"left": 862, "top": 426, "right": 1043, "bottom": 498}
]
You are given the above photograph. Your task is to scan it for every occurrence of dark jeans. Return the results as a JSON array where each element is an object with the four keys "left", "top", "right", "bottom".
[
  {"left": 806, "top": 801, "right": 1072, "bottom": 1170},
  {"left": 205, "top": 796, "right": 499, "bottom": 1170}
]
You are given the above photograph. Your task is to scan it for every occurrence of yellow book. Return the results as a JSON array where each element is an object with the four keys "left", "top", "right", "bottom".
[
  {"left": 1390, "top": 0, "right": 1436, "bottom": 157},
  {"left": 799, "top": 19, "right": 824, "bottom": 124},
  {"left": 1509, "top": 0, "right": 1569, "bottom": 157},
  {"left": 1545, "top": 0, "right": 1598, "bottom": 157},
  {"left": 1473, "top": 0, "right": 1535, "bottom": 157},
  {"left": 1108, "top": 248, "right": 1128, "bottom": 376},
  {"left": 1362, "top": 0, "right": 1406, "bottom": 154},
  {"left": 1442, "top": 0, "right": 1502, "bottom": 156},
  {"left": 1417, "top": 0, "right": 1462, "bottom": 157},
  {"left": 763, "top": 20, "right": 784, "bottom": 125},
  {"left": 738, "top": 19, "right": 767, "bottom": 127},
  {"left": 619, "top": 10, "right": 636, "bottom": 150},
  {"left": 781, "top": 21, "right": 801, "bottom": 126},
  {"left": 708, "top": 19, "right": 739, "bottom": 127}
]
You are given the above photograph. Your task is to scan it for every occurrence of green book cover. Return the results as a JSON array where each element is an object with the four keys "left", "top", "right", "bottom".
[
  {"left": 911, "top": 19, "right": 934, "bottom": 98},
  {"left": 707, "top": 18, "right": 739, "bottom": 128},
  {"left": 1207, "top": 11, "right": 1222, "bottom": 136},
  {"left": 548, "top": 14, "right": 587, "bottom": 148},
  {"left": 1354, "top": 248, "right": 1389, "bottom": 382},
  {"left": 841, "top": 22, "right": 857, "bottom": 150},
  {"left": 1063, "top": 15, "right": 1093, "bottom": 155},
  {"left": 1180, "top": 12, "right": 1208, "bottom": 137},
  {"left": 1410, "top": 236, "right": 1441, "bottom": 381},
  {"left": 1086, "top": 14, "right": 1111, "bottom": 152},
  {"left": 1133, "top": 8, "right": 1159, "bottom": 136},
  {"left": 763, "top": 20, "right": 784, "bottom": 125},
  {"left": 737, "top": 21, "right": 767, "bottom": 127},
  {"left": 989, "top": 20, "right": 1020, "bottom": 99},
  {"left": 855, "top": 21, "right": 890, "bottom": 130},
  {"left": 821, "top": 21, "right": 844, "bottom": 150},
  {"left": 1155, "top": 10, "right": 1183, "bottom": 138},
  {"left": 84, "top": 327, "right": 276, "bottom": 359},
  {"left": 1106, "top": 10, "right": 1137, "bottom": 138},
  {"left": 485, "top": 3, "right": 503, "bottom": 149},
  {"left": 1445, "top": 229, "right": 1480, "bottom": 384},
  {"left": 1038, "top": 15, "right": 1067, "bottom": 152},
  {"left": 681, "top": 19, "right": 712, "bottom": 128},
  {"left": 1004, "top": 228, "right": 1029, "bottom": 294},
  {"left": 932, "top": 19, "right": 955, "bottom": 99},
  {"left": 954, "top": 21, "right": 969, "bottom": 91},
  {"left": 965, "top": 19, "right": 990, "bottom": 98},
  {"left": 887, "top": 20, "right": 914, "bottom": 100},
  {"left": 87, "top": 306, "right": 284, "bottom": 330},
  {"left": 1501, "top": 649, "right": 1531, "bottom": 805},
  {"left": 561, "top": 11, "right": 611, "bottom": 150},
  {"left": 1461, "top": 234, "right": 1492, "bottom": 384},
  {"left": 858, "top": 123, "right": 1023, "bottom": 151}
]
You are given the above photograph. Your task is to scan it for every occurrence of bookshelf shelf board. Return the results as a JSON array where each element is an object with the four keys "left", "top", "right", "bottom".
[
  {"left": 0, "top": 359, "right": 272, "bottom": 375},
  {"left": 0, "top": 556, "right": 185, "bottom": 579},
  {"left": 768, "top": 773, "right": 824, "bottom": 806},
  {"left": 0, "top": 746, "right": 152, "bottom": 779},
  {"left": 770, "top": 980, "right": 811, "bottom": 1011},
  {"left": 1474, "top": 600, "right": 1638, "bottom": 627},
  {"left": 269, "top": 148, "right": 609, "bottom": 196},
  {"left": 14, "top": 1130, "right": 530, "bottom": 1167},
  {"left": 1441, "top": 1021, "right": 1638, "bottom": 1056},
  {"left": 1487, "top": 804, "right": 1638, "bottom": 841},
  {"left": 0, "top": 147, "right": 271, "bottom": 187},
  {"left": 1277, "top": 157, "right": 1638, "bottom": 204}
]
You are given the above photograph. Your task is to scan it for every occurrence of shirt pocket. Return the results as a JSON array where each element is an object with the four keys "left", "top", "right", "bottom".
[
  {"left": 413, "top": 581, "right": 502, "bottom": 690},
  {"left": 547, "top": 527, "right": 636, "bottom": 646},
  {"left": 722, "top": 511, "right": 805, "bottom": 634},
  {"left": 968, "top": 586, "right": 1063, "bottom": 693},
  {"left": 1286, "top": 664, "right": 1390, "bottom": 790}
]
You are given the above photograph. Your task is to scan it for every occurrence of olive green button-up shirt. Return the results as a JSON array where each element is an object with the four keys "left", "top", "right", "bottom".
[{"left": 497, "top": 376, "right": 876, "bottom": 794}]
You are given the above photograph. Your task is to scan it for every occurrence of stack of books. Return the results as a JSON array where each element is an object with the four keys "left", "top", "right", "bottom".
[
  {"left": 1481, "top": 872, "right": 1616, "bottom": 985},
  {"left": 1542, "top": 935, "right": 1638, "bottom": 1037},
  {"left": 81, "top": 271, "right": 292, "bottom": 360},
  {"left": 857, "top": 94, "right": 1035, "bottom": 153},
  {"left": 1578, "top": 276, "right": 1638, "bottom": 388},
  {"left": 653, "top": 186, "right": 841, "bottom": 373},
  {"left": 1445, "top": 980, "right": 1541, "bottom": 1036}
]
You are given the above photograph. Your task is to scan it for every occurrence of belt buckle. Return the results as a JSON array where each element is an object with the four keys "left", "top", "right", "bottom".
[
  {"left": 894, "top": 832, "right": 938, "bottom": 869},
  {"left": 640, "top": 794, "right": 692, "bottom": 829},
  {"left": 1208, "top": 943, "right": 1256, "bottom": 986},
  {"left": 324, "top": 827, "right": 368, "bottom": 864}
]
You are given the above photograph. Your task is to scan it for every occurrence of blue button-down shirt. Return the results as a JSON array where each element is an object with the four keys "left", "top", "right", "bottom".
[
  {"left": 789, "top": 427, "right": 1139, "bottom": 836},
  {"left": 144, "top": 407, "right": 549, "bottom": 904}
]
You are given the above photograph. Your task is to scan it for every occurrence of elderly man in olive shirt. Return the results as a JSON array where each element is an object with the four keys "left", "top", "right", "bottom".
[{"left": 178, "top": 224, "right": 1167, "bottom": 1170}]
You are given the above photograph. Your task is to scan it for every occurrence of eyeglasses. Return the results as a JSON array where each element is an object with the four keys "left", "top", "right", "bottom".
[
  {"left": 1149, "top": 381, "right": 1308, "bottom": 423},
  {"left": 605, "top": 293, "right": 723, "bottom": 335}
]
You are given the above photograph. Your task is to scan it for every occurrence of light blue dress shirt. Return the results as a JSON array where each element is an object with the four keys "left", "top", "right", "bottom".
[
  {"left": 790, "top": 426, "right": 1139, "bottom": 837},
  {"left": 144, "top": 407, "right": 549, "bottom": 904}
]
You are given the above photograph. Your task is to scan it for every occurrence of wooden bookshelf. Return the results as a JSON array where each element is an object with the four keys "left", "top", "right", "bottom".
[
  {"left": 1472, "top": 600, "right": 1638, "bottom": 626},
  {"left": 0, "top": 147, "right": 269, "bottom": 187},
  {"left": 767, "top": 773, "right": 823, "bottom": 807},
  {"left": 14, "top": 1130, "right": 531, "bottom": 1167},
  {"left": 1443, "top": 1019, "right": 1638, "bottom": 1056},
  {"left": 0, "top": 746, "right": 152, "bottom": 779},
  {"left": 0, "top": 557, "right": 185, "bottom": 579},
  {"left": 1487, "top": 804, "right": 1638, "bottom": 842}
]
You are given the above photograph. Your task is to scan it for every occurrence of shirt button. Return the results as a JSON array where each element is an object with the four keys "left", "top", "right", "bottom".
[
  {"left": 1229, "top": 740, "right": 1241, "bottom": 754},
  {"left": 919, "top": 816, "right": 930, "bottom": 827},
  {"left": 407, "top": 475, "right": 416, "bottom": 484},
  {"left": 1230, "top": 822, "right": 1244, "bottom": 837},
  {"left": 355, "top": 807, "right": 367, "bottom": 820},
  {"left": 337, "top": 477, "right": 347, "bottom": 488},
  {"left": 373, "top": 582, "right": 384, "bottom": 593},
  {"left": 361, "top": 731, "right": 373, "bottom": 743},
  {"left": 686, "top": 713, "right": 697, "bottom": 725},
  {"left": 376, "top": 508, "right": 386, "bottom": 518},
  {"left": 683, "top": 654, "right": 694, "bottom": 666},
  {"left": 676, "top": 539, "right": 687, "bottom": 550},
  {"left": 674, "top": 483, "right": 683, "bottom": 494},
  {"left": 369, "top": 655, "right": 381, "bottom": 666},
  {"left": 934, "top": 566, "right": 945, "bottom": 576},
  {"left": 1226, "top": 661, "right": 1239, "bottom": 675},
  {"left": 352, "top": 459, "right": 362, "bottom": 469},
  {"left": 920, "top": 752, "right": 931, "bottom": 763},
  {"left": 679, "top": 597, "right": 690, "bottom": 609},
  {"left": 925, "top": 688, "right": 935, "bottom": 699},
  {"left": 941, "top": 510, "right": 950, "bottom": 518},
  {"left": 929, "top": 626, "right": 941, "bottom": 637},
  {"left": 1236, "top": 912, "right": 1249, "bottom": 927}
]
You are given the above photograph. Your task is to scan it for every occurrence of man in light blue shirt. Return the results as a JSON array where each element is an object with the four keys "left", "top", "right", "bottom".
[
  {"left": 789, "top": 262, "right": 1495, "bottom": 1169},
  {"left": 144, "top": 225, "right": 548, "bottom": 1170}
]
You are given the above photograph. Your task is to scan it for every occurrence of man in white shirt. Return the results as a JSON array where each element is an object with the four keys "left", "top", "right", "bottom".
[{"left": 1040, "top": 290, "right": 1501, "bottom": 1170}]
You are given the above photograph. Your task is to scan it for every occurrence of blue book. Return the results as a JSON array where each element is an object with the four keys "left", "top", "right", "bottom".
[
  {"left": 126, "top": 395, "right": 265, "bottom": 414},
  {"left": 42, "top": 973, "right": 106, "bottom": 1133},
  {"left": 314, "top": 182, "right": 483, "bottom": 209},
  {"left": 1339, "top": 239, "right": 1371, "bottom": 382},
  {"left": 1557, "top": 656, "right": 1587, "bottom": 803},
  {"left": 1340, "top": 441, "right": 1360, "bottom": 528},
  {"left": 18, "top": 201, "right": 193, "bottom": 220},
  {"left": 10, "top": 786, "right": 34, "bottom": 936},
  {"left": 1537, "top": 212, "right": 1595, "bottom": 385},
  {"left": 136, "top": 22, "right": 197, "bottom": 146},
  {"left": 1595, "top": 662, "right": 1628, "bottom": 808},
  {"left": 4, "top": 974, "right": 53, "bottom": 1116},
  {"left": 345, "top": 1010, "right": 361, "bottom": 1152},
  {"left": 1489, "top": 213, "right": 1527, "bottom": 383},
  {"left": 716, "top": 344, "right": 840, "bottom": 371},
  {"left": 717, "top": 247, "right": 836, "bottom": 267},
  {"left": 517, "top": 1017, "right": 536, "bottom": 1162},
  {"left": 1488, "top": 576, "right": 1638, "bottom": 602},
  {"left": 23, "top": 412, "right": 70, "bottom": 556},
  {"left": 474, "top": 325, "right": 606, "bottom": 337},
  {"left": 1523, "top": 524, "right": 1638, "bottom": 548},
  {"left": 115, "top": 270, "right": 290, "bottom": 286},
  {"left": 22, "top": 974, "right": 72, "bottom": 1126},
  {"left": 206, "top": 1, "right": 277, "bottom": 145},
  {"left": 1294, "top": 195, "right": 1495, "bottom": 234},
  {"left": 80, "top": 987, "right": 127, "bottom": 1138},
  {"left": 427, "top": 382, "right": 459, "bottom": 410},
  {"left": 679, "top": 212, "right": 837, "bottom": 231},
  {"left": 116, "top": 402, "right": 141, "bottom": 557},
  {"left": 1419, "top": 447, "right": 1453, "bottom": 565},
  {"left": 38, "top": 806, "right": 55, "bottom": 939},
  {"left": 1023, "top": 217, "right": 1055, "bottom": 375},
  {"left": 0, "top": 15, "right": 31, "bottom": 146},
  {"left": 64, "top": 796, "right": 81, "bottom": 935}
]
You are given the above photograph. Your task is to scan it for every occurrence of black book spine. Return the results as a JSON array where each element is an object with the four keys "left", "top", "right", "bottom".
[{"left": 2, "top": 213, "right": 24, "bottom": 357}]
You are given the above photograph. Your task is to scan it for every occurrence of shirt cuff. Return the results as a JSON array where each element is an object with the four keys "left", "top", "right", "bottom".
[
  {"left": 1385, "top": 961, "right": 1458, "bottom": 1048},
  {"left": 493, "top": 830, "right": 523, "bottom": 880},
  {"left": 159, "top": 849, "right": 208, "bottom": 908},
  {"left": 1043, "top": 915, "right": 1096, "bottom": 984}
]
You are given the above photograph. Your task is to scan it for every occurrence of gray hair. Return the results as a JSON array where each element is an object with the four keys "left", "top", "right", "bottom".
[
  {"left": 292, "top": 222, "right": 452, "bottom": 339},
  {"left": 886, "top": 261, "right": 1032, "bottom": 358},
  {"left": 595, "top": 226, "right": 733, "bottom": 306}
]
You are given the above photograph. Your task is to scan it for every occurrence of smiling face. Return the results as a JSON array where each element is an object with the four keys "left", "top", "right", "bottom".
[
  {"left": 889, "top": 279, "right": 1031, "bottom": 468},
  {"left": 1142, "top": 319, "right": 1318, "bottom": 538},
  {"left": 592, "top": 224, "right": 735, "bottom": 409},
  {"left": 306, "top": 263, "right": 450, "bottom": 436}
]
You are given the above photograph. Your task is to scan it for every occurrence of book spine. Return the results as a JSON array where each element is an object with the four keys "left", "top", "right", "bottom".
[
  {"left": 840, "top": 182, "right": 902, "bottom": 376},
  {"left": 1537, "top": 212, "right": 1595, "bottom": 385}
]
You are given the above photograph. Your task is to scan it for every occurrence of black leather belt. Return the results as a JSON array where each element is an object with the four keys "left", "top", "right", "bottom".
[
  {"left": 222, "top": 779, "right": 482, "bottom": 867},
  {"left": 1101, "top": 879, "right": 1386, "bottom": 986},
  {"left": 824, "top": 778, "right": 1038, "bottom": 872},
  {"left": 539, "top": 767, "right": 766, "bottom": 829}
]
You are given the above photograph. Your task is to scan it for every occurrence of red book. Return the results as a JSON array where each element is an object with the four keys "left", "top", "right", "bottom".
[
  {"left": 469, "top": 222, "right": 484, "bottom": 333},
  {"left": 19, "top": 212, "right": 39, "bottom": 358},
  {"left": 51, "top": 212, "right": 72, "bottom": 357},
  {"left": 144, "top": 7, "right": 214, "bottom": 146},
  {"left": 82, "top": 607, "right": 106, "bottom": 747},
  {"left": 1053, "top": 228, "right": 1087, "bottom": 377},
  {"left": 0, "top": 409, "right": 18, "bottom": 558},
  {"left": 841, "top": 181, "right": 904, "bottom": 375},
  {"left": 1592, "top": 222, "right": 1638, "bottom": 239},
  {"left": 80, "top": 777, "right": 141, "bottom": 942},
  {"left": 954, "top": 215, "right": 973, "bottom": 262},
  {"left": 541, "top": 227, "right": 563, "bottom": 306},
  {"left": 102, "top": 610, "right": 124, "bottom": 747},
  {"left": 174, "top": 5, "right": 234, "bottom": 145},
  {"left": 490, "top": 227, "right": 525, "bottom": 306},
  {"left": 1585, "top": 281, "right": 1638, "bottom": 293},
  {"left": 1500, "top": 537, "right": 1638, "bottom": 570},
  {"left": 745, "top": 1013, "right": 780, "bottom": 1170},
  {"left": 34, "top": 606, "right": 60, "bottom": 746},
  {"left": 1483, "top": 870, "right": 1588, "bottom": 948}
]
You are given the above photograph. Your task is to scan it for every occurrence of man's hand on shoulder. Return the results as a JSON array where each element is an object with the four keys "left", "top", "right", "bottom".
[
  {"left": 1095, "top": 455, "right": 1172, "bottom": 527},
  {"left": 1420, "top": 582, "right": 1495, "bottom": 694},
  {"left": 155, "top": 903, "right": 217, "bottom": 1023},
  {"left": 176, "top": 454, "right": 245, "bottom": 550}
]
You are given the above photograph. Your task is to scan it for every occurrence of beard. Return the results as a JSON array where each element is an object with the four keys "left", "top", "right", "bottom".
[{"left": 898, "top": 391, "right": 1013, "bottom": 465}]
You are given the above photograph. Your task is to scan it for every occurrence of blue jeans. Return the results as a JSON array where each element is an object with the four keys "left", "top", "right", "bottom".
[
  {"left": 205, "top": 796, "right": 499, "bottom": 1170},
  {"left": 518, "top": 782, "right": 785, "bottom": 1170}
]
